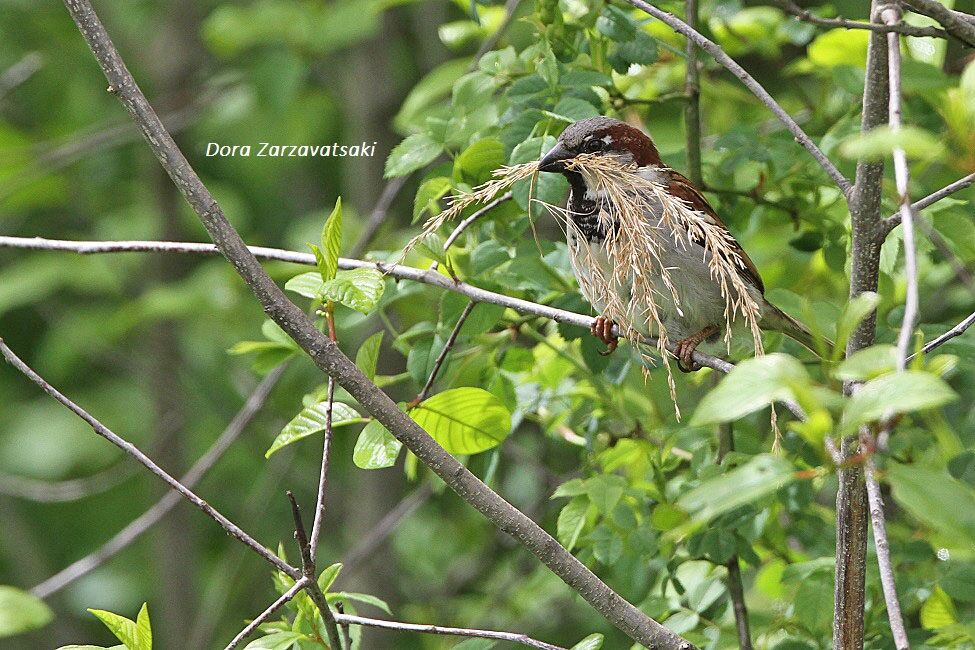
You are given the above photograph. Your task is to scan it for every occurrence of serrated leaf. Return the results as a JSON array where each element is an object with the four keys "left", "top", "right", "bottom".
[
  {"left": 596, "top": 4, "right": 637, "bottom": 41},
  {"left": 284, "top": 272, "right": 325, "bottom": 300},
  {"left": 321, "top": 268, "right": 386, "bottom": 314},
  {"left": 413, "top": 176, "right": 452, "bottom": 223},
  {"left": 326, "top": 591, "right": 392, "bottom": 615},
  {"left": 691, "top": 354, "right": 809, "bottom": 425},
  {"left": 454, "top": 138, "right": 505, "bottom": 184},
  {"left": 319, "top": 198, "right": 342, "bottom": 282},
  {"left": 558, "top": 495, "right": 589, "bottom": 551},
  {"left": 678, "top": 454, "right": 795, "bottom": 522},
  {"left": 385, "top": 133, "right": 443, "bottom": 178},
  {"left": 921, "top": 586, "right": 958, "bottom": 629},
  {"left": 266, "top": 402, "right": 365, "bottom": 458},
  {"left": 590, "top": 525, "right": 623, "bottom": 564},
  {"left": 410, "top": 387, "right": 511, "bottom": 454},
  {"left": 841, "top": 371, "right": 957, "bottom": 433},
  {"left": 0, "top": 586, "right": 52, "bottom": 638},
  {"left": 354, "top": 331, "right": 384, "bottom": 381},
  {"left": 88, "top": 608, "right": 138, "bottom": 649},
  {"left": 570, "top": 633, "right": 604, "bottom": 650},
  {"left": 546, "top": 97, "right": 600, "bottom": 122},
  {"left": 353, "top": 419, "right": 402, "bottom": 469}
]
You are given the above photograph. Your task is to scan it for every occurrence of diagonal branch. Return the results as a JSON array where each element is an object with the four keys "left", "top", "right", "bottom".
[
  {"left": 915, "top": 309, "right": 975, "bottom": 356},
  {"left": 224, "top": 577, "right": 310, "bottom": 650},
  {"left": 904, "top": 0, "right": 975, "bottom": 45},
  {"left": 57, "top": 2, "right": 694, "bottom": 646},
  {"left": 622, "top": 0, "right": 853, "bottom": 196},
  {"left": 0, "top": 339, "right": 300, "bottom": 582},
  {"left": 880, "top": 172, "right": 975, "bottom": 236},
  {"left": 775, "top": 0, "right": 948, "bottom": 38}
]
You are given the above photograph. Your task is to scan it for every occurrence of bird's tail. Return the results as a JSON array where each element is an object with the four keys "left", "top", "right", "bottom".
[{"left": 762, "top": 303, "right": 834, "bottom": 358}]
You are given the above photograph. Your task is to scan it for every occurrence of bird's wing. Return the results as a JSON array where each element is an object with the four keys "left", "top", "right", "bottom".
[{"left": 664, "top": 170, "right": 765, "bottom": 294}]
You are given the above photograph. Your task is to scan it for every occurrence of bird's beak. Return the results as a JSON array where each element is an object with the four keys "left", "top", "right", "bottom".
[{"left": 538, "top": 142, "right": 574, "bottom": 173}]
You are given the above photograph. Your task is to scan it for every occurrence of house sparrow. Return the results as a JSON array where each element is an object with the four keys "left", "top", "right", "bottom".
[{"left": 538, "top": 116, "right": 826, "bottom": 370}]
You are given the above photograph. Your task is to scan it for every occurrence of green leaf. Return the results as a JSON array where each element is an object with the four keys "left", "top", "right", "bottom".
[
  {"left": 0, "top": 586, "right": 52, "bottom": 638},
  {"left": 807, "top": 28, "right": 869, "bottom": 68},
  {"left": 921, "top": 586, "right": 958, "bottom": 629},
  {"left": 841, "top": 371, "right": 957, "bottom": 433},
  {"left": 678, "top": 454, "right": 795, "bottom": 522},
  {"left": 413, "top": 176, "right": 452, "bottom": 223},
  {"left": 243, "top": 631, "right": 308, "bottom": 650},
  {"left": 354, "top": 331, "right": 384, "bottom": 381},
  {"left": 560, "top": 70, "right": 613, "bottom": 88},
  {"left": 326, "top": 591, "right": 392, "bottom": 615},
  {"left": 55, "top": 646, "right": 125, "bottom": 650},
  {"left": 135, "top": 604, "right": 151, "bottom": 650},
  {"left": 551, "top": 478, "right": 588, "bottom": 499},
  {"left": 319, "top": 197, "right": 342, "bottom": 282},
  {"left": 317, "top": 563, "right": 343, "bottom": 592},
  {"left": 840, "top": 125, "right": 944, "bottom": 161},
  {"left": 353, "top": 419, "right": 402, "bottom": 469},
  {"left": 586, "top": 475, "right": 625, "bottom": 514},
  {"left": 834, "top": 345, "right": 897, "bottom": 381},
  {"left": 888, "top": 463, "right": 975, "bottom": 548},
  {"left": 794, "top": 575, "right": 833, "bottom": 633},
  {"left": 410, "top": 387, "right": 512, "bottom": 454},
  {"left": 570, "top": 633, "right": 604, "bottom": 650},
  {"left": 321, "top": 268, "right": 386, "bottom": 314},
  {"left": 284, "top": 271, "right": 325, "bottom": 300},
  {"left": 454, "top": 138, "right": 505, "bottom": 185},
  {"left": 546, "top": 97, "right": 600, "bottom": 123},
  {"left": 557, "top": 495, "right": 589, "bottom": 551},
  {"left": 691, "top": 354, "right": 809, "bottom": 425},
  {"left": 88, "top": 608, "right": 138, "bottom": 650},
  {"left": 385, "top": 133, "right": 443, "bottom": 178},
  {"left": 266, "top": 402, "right": 365, "bottom": 458},
  {"left": 834, "top": 291, "right": 880, "bottom": 359},
  {"left": 395, "top": 58, "right": 471, "bottom": 131},
  {"left": 590, "top": 525, "right": 623, "bottom": 564},
  {"left": 596, "top": 5, "right": 637, "bottom": 41}
]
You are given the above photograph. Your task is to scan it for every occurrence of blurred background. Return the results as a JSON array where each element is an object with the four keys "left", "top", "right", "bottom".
[{"left": 1, "top": 0, "right": 974, "bottom": 648}]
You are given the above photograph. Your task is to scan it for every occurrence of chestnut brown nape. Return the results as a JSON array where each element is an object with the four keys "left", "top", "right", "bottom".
[{"left": 559, "top": 117, "right": 661, "bottom": 167}]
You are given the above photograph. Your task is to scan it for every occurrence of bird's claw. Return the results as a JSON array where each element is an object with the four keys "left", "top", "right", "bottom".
[
  {"left": 591, "top": 316, "right": 619, "bottom": 356},
  {"left": 675, "top": 339, "right": 701, "bottom": 373}
]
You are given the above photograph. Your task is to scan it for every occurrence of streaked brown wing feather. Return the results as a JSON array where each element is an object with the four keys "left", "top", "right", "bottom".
[{"left": 665, "top": 171, "right": 765, "bottom": 294}]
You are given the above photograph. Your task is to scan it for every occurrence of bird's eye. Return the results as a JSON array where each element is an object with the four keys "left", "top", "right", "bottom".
[{"left": 582, "top": 138, "right": 603, "bottom": 154}]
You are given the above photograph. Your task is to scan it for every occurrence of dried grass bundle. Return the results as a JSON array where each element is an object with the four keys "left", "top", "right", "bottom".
[{"left": 404, "top": 155, "right": 767, "bottom": 417}]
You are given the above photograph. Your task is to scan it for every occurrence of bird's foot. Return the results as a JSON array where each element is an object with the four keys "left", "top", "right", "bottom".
[
  {"left": 591, "top": 316, "right": 619, "bottom": 356},
  {"left": 674, "top": 325, "right": 720, "bottom": 372}
]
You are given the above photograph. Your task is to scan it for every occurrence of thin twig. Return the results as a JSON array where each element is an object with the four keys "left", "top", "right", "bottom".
[
  {"left": 881, "top": 172, "right": 975, "bottom": 235},
  {"left": 224, "top": 577, "right": 310, "bottom": 650},
  {"left": 31, "top": 366, "right": 288, "bottom": 598},
  {"left": 333, "top": 613, "right": 567, "bottom": 650},
  {"left": 349, "top": 175, "right": 410, "bottom": 258},
  {"left": 0, "top": 235, "right": 733, "bottom": 375},
  {"left": 0, "top": 339, "right": 299, "bottom": 583},
  {"left": 623, "top": 0, "right": 852, "bottom": 197},
  {"left": 904, "top": 0, "right": 975, "bottom": 45},
  {"left": 339, "top": 484, "right": 434, "bottom": 581},
  {"left": 776, "top": 0, "right": 948, "bottom": 38},
  {"left": 336, "top": 603, "right": 352, "bottom": 650},
  {"left": 54, "top": 2, "right": 700, "bottom": 642},
  {"left": 471, "top": 0, "right": 522, "bottom": 66},
  {"left": 913, "top": 309, "right": 975, "bottom": 357},
  {"left": 0, "top": 52, "right": 44, "bottom": 101},
  {"left": 0, "top": 462, "right": 135, "bottom": 503},
  {"left": 883, "top": 5, "right": 919, "bottom": 372},
  {"left": 416, "top": 300, "right": 477, "bottom": 403},
  {"left": 310, "top": 303, "right": 338, "bottom": 562},
  {"left": 865, "top": 456, "right": 909, "bottom": 649},
  {"left": 287, "top": 491, "right": 344, "bottom": 650},
  {"left": 442, "top": 191, "right": 513, "bottom": 252}
]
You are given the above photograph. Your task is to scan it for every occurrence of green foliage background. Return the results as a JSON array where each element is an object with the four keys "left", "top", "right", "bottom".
[{"left": 1, "top": 0, "right": 974, "bottom": 648}]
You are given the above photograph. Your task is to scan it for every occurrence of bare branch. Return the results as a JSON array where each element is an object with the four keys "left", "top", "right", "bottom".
[
  {"left": 57, "top": 3, "right": 694, "bottom": 645},
  {"left": 350, "top": 176, "right": 410, "bottom": 258},
  {"left": 883, "top": 4, "right": 920, "bottom": 372},
  {"left": 310, "top": 304, "right": 338, "bottom": 563},
  {"left": 623, "top": 0, "right": 853, "bottom": 196},
  {"left": 776, "top": 0, "right": 948, "bottom": 38},
  {"left": 0, "top": 462, "right": 134, "bottom": 503},
  {"left": 865, "top": 457, "right": 910, "bottom": 649},
  {"left": 442, "top": 191, "right": 513, "bottom": 252},
  {"left": 881, "top": 172, "right": 975, "bottom": 235},
  {"left": 287, "top": 492, "right": 344, "bottom": 650},
  {"left": 224, "top": 577, "right": 310, "bottom": 650},
  {"left": 333, "top": 613, "right": 567, "bottom": 650},
  {"left": 914, "top": 309, "right": 975, "bottom": 356},
  {"left": 0, "top": 339, "right": 299, "bottom": 587},
  {"left": 905, "top": 0, "right": 975, "bottom": 45},
  {"left": 416, "top": 300, "right": 476, "bottom": 403},
  {"left": 0, "top": 235, "right": 733, "bottom": 374}
]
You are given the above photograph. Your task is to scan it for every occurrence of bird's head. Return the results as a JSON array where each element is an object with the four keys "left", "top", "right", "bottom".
[{"left": 537, "top": 117, "right": 662, "bottom": 175}]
